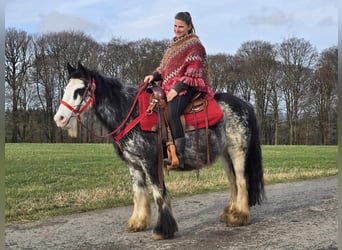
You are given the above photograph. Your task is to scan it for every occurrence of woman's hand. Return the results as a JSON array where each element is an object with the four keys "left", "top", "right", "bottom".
[
  {"left": 144, "top": 75, "right": 154, "bottom": 83},
  {"left": 167, "top": 89, "right": 178, "bottom": 102}
]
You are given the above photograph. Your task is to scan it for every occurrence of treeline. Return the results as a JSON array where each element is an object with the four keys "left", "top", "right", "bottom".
[{"left": 5, "top": 28, "right": 337, "bottom": 145}]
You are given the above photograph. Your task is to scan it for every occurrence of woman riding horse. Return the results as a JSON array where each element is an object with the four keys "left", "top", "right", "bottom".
[{"left": 144, "top": 11, "right": 214, "bottom": 169}]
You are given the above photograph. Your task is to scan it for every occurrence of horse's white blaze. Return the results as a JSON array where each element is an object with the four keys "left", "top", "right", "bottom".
[{"left": 54, "top": 79, "right": 85, "bottom": 137}]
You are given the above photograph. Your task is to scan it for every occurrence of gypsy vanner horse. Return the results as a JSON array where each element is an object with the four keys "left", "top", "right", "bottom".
[{"left": 54, "top": 62, "right": 265, "bottom": 240}]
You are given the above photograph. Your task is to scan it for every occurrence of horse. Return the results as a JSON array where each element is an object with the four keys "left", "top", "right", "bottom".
[{"left": 54, "top": 62, "right": 265, "bottom": 240}]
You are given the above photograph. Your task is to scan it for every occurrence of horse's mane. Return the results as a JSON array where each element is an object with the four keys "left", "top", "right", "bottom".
[
  {"left": 74, "top": 66, "right": 139, "bottom": 104},
  {"left": 74, "top": 67, "right": 140, "bottom": 130},
  {"left": 91, "top": 69, "right": 123, "bottom": 91}
]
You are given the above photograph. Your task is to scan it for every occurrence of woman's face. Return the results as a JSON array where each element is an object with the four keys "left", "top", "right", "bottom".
[{"left": 174, "top": 19, "right": 192, "bottom": 39}]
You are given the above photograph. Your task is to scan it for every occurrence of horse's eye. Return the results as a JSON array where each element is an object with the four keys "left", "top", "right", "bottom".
[{"left": 73, "top": 88, "right": 85, "bottom": 99}]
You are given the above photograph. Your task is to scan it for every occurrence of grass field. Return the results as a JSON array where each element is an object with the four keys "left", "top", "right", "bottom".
[{"left": 5, "top": 143, "right": 338, "bottom": 223}]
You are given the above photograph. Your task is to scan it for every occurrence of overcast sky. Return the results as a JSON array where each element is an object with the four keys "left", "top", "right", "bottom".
[{"left": 5, "top": 0, "right": 337, "bottom": 54}]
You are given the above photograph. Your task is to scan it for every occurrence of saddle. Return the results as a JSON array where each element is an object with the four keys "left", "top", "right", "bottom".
[{"left": 138, "top": 86, "right": 223, "bottom": 170}]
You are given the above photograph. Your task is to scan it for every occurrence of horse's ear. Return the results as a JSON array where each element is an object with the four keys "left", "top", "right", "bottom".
[
  {"left": 77, "top": 61, "right": 88, "bottom": 76},
  {"left": 67, "top": 63, "right": 76, "bottom": 75},
  {"left": 77, "top": 61, "right": 83, "bottom": 69}
]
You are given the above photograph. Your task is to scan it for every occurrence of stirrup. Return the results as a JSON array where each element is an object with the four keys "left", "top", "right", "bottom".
[{"left": 164, "top": 144, "right": 179, "bottom": 170}]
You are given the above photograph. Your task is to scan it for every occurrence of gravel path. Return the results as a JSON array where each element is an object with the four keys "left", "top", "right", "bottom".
[{"left": 5, "top": 177, "right": 337, "bottom": 250}]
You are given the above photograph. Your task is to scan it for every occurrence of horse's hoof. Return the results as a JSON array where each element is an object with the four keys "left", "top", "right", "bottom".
[
  {"left": 126, "top": 222, "right": 150, "bottom": 232},
  {"left": 126, "top": 226, "right": 139, "bottom": 232},
  {"left": 151, "top": 233, "right": 166, "bottom": 240},
  {"left": 151, "top": 232, "right": 174, "bottom": 240},
  {"left": 220, "top": 206, "right": 230, "bottom": 223},
  {"left": 220, "top": 205, "right": 250, "bottom": 226},
  {"left": 227, "top": 210, "right": 250, "bottom": 226}
]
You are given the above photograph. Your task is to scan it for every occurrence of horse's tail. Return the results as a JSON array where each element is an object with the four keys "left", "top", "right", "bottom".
[{"left": 245, "top": 105, "right": 265, "bottom": 206}]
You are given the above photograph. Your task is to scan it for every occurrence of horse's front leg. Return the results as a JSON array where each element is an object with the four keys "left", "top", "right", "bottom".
[
  {"left": 150, "top": 181, "right": 178, "bottom": 240},
  {"left": 126, "top": 166, "right": 151, "bottom": 232}
]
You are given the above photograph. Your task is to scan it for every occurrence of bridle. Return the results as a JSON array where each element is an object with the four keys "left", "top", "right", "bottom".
[
  {"left": 60, "top": 77, "right": 150, "bottom": 141},
  {"left": 60, "top": 77, "right": 96, "bottom": 117}
]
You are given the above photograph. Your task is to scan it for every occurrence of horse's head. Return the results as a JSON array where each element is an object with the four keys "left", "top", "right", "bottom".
[{"left": 54, "top": 62, "right": 95, "bottom": 137}]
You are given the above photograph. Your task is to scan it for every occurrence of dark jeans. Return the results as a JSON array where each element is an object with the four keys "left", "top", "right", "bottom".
[{"left": 168, "top": 86, "right": 197, "bottom": 139}]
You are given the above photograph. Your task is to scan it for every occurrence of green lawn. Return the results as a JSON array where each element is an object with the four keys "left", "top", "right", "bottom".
[{"left": 5, "top": 143, "right": 338, "bottom": 223}]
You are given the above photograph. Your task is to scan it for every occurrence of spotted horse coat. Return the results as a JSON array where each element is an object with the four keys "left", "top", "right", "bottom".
[{"left": 54, "top": 62, "right": 265, "bottom": 240}]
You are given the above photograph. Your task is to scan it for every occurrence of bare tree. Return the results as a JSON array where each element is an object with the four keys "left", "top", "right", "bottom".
[
  {"left": 5, "top": 28, "right": 33, "bottom": 142},
  {"left": 101, "top": 38, "right": 168, "bottom": 86},
  {"left": 4, "top": 26, "right": 337, "bottom": 145},
  {"left": 208, "top": 53, "right": 240, "bottom": 94},
  {"left": 32, "top": 31, "right": 101, "bottom": 142},
  {"left": 268, "top": 64, "right": 283, "bottom": 145},
  {"left": 310, "top": 46, "right": 338, "bottom": 144},
  {"left": 277, "top": 37, "right": 318, "bottom": 145},
  {"left": 126, "top": 39, "right": 169, "bottom": 85},
  {"left": 236, "top": 41, "right": 278, "bottom": 144},
  {"left": 101, "top": 38, "right": 132, "bottom": 81}
]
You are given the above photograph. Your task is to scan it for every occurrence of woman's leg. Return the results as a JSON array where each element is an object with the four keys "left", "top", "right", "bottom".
[
  {"left": 167, "top": 87, "right": 197, "bottom": 168},
  {"left": 168, "top": 87, "right": 197, "bottom": 139}
]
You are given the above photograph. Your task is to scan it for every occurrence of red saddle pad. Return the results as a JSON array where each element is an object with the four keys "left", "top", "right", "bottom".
[{"left": 138, "top": 92, "right": 224, "bottom": 132}]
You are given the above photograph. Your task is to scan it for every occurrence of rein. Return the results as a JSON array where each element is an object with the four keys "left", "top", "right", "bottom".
[{"left": 61, "top": 77, "right": 150, "bottom": 141}]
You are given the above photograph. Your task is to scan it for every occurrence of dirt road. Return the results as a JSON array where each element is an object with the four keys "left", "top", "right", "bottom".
[{"left": 5, "top": 177, "right": 337, "bottom": 250}]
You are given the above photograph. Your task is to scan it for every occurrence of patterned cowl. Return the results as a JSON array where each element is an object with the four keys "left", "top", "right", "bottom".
[{"left": 155, "top": 34, "right": 214, "bottom": 100}]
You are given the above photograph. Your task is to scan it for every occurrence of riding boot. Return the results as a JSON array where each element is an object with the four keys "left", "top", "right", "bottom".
[{"left": 174, "top": 137, "right": 185, "bottom": 168}]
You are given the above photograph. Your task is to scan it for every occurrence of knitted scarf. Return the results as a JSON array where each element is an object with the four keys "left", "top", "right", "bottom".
[{"left": 155, "top": 34, "right": 214, "bottom": 99}]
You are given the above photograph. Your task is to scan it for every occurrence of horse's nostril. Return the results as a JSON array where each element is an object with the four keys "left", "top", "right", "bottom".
[{"left": 57, "top": 115, "right": 65, "bottom": 124}]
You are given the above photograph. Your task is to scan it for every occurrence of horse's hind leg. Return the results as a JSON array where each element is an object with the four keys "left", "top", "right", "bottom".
[
  {"left": 126, "top": 167, "right": 151, "bottom": 232},
  {"left": 220, "top": 154, "right": 237, "bottom": 222},
  {"left": 220, "top": 149, "right": 250, "bottom": 226},
  {"left": 150, "top": 183, "right": 178, "bottom": 240}
]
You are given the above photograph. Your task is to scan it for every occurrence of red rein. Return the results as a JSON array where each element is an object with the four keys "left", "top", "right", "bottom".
[{"left": 60, "top": 77, "right": 149, "bottom": 141}]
